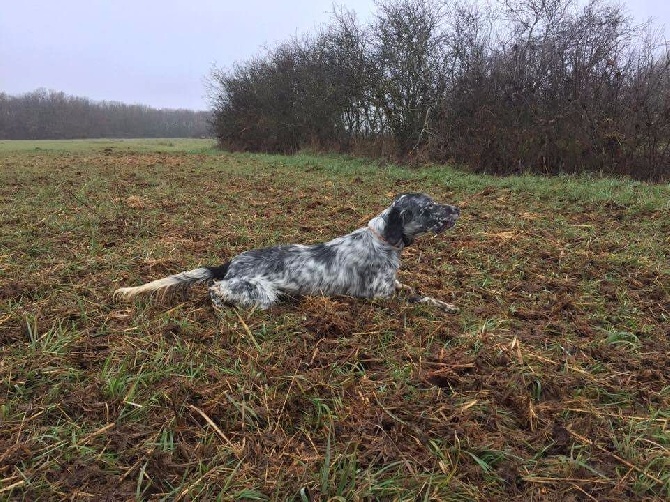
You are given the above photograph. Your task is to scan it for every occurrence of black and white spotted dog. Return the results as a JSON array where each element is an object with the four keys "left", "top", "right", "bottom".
[{"left": 115, "top": 193, "right": 460, "bottom": 312}]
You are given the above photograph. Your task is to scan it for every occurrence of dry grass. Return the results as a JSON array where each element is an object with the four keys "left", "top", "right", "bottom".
[{"left": 1, "top": 140, "right": 669, "bottom": 500}]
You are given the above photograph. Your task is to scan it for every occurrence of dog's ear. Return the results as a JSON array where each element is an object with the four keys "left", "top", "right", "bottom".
[{"left": 383, "top": 207, "right": 404, "bottom": 246}]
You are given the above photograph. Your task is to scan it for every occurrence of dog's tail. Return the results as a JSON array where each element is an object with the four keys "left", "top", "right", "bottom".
[{"left": 114, "top": 262, "right": 230, "bottom": 299}]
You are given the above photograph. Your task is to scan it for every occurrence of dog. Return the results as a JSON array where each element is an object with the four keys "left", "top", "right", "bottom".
[{"left": 114, "top": 193, "right": 460, "bottom": 312}]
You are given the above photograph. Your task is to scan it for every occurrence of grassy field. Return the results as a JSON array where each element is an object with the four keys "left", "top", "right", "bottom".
[
  {"left": 1, "top": 139, "right": 669, "bottom": 500},
  {"left": 0, "top": 138, "right": 213, "bottom": 154}
]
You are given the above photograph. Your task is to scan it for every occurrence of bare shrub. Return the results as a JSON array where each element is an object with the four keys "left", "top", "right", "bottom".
[{"left": 209, "top": 0, "right": 670, "bottom": 180}]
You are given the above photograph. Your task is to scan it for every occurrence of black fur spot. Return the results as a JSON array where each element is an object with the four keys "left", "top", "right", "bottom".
[{"left": 207, "top": 262, "right": 231, "bottom": 280}]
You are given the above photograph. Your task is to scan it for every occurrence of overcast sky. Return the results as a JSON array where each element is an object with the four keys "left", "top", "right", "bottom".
[{"left": 1, "top": 0, "right": 668, "bottom": 111}]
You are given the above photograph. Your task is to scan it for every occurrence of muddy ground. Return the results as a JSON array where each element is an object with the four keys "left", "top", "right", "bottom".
[{"left": 1, "top": 146, "right": 668, "bottom": 500}]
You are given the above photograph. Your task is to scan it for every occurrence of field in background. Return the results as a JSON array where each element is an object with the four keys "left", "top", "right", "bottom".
[
  {"left": 0, "top": 138, "right": 214, "bottom": 154},
  {"left": 1, "top": 140, "right": 668, "bottom": 500}
]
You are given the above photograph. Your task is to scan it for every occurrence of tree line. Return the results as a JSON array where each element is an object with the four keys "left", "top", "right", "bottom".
[
  {"left": 210, "top": 0, "right": 670, "bottom": 180},
  {"left": 0, "top": 89, "right": 211, "bottom": 140}
]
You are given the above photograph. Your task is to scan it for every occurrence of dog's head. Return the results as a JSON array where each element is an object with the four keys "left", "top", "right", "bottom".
[{"left": 382, "top": 193, "right": 459, "bottom": 247}]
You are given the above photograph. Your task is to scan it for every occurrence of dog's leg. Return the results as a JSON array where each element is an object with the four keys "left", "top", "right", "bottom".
[
  {"left": 209, "top": 277, "right": 280, "bottom": 310},
  {"left": 394, "top": 280, "right": 414, "bottom": 294},
  {"left": 408, "top": 295, "right": 459, "bottom": 314},
  {"left": 395, "top": 280, "right": 459, "bottom": 313}
]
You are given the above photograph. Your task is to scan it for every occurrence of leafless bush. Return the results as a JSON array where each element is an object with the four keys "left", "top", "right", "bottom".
[
  {"left": 437, "top": 0, "right": 670, "bottom": 180},
  {"left": 368, "top": 0, "right": 448, "bottom": 156},
  {"left": 209, "top": 0, "right": 669, "bottom": 180},
  {"left": 210, "top": 9, "right": 372, "bottom": 154}
]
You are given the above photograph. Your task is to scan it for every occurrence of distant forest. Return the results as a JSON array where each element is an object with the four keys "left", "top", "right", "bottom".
[
  {"left": 210, "top": 0, "right": 670, "bottom": 180},
  {"left": 0, "top": 89, "right": 211, "bottom": 139}
]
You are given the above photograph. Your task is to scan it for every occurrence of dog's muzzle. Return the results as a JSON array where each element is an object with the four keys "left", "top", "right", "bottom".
[{"left": 431, "top": 205, "right": 460, "bottom": 233}]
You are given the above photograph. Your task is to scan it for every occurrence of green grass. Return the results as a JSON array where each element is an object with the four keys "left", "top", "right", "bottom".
[
  {"left": 0, "top": 139, "right": 669, "bottom": 500},
  {"left": 0, "top": 137, "right": 215, "bottom": 153}
]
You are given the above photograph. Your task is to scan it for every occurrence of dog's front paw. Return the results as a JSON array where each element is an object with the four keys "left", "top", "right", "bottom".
[{"left": 432, "top": 299, "right": 459, "bottom": 314}]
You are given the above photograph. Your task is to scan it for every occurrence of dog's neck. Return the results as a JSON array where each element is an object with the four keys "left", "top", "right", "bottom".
[{"left": 367, "top": 215, "right": 403, "bottom": 250}]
